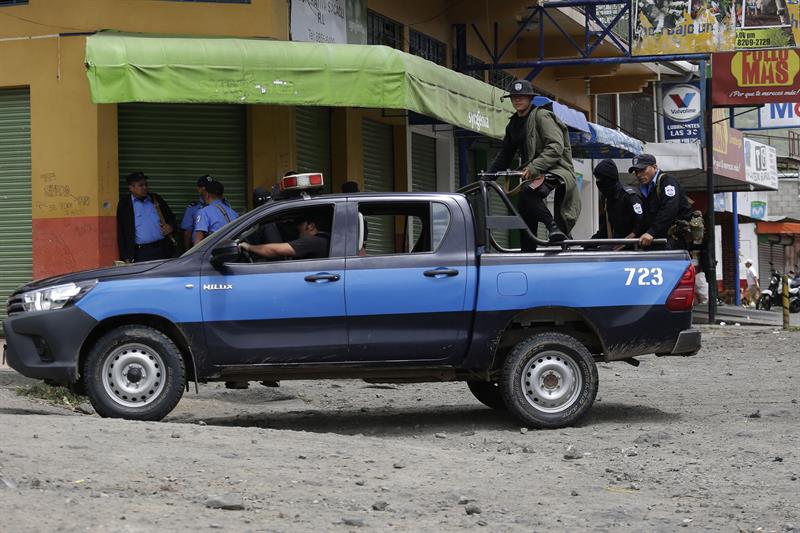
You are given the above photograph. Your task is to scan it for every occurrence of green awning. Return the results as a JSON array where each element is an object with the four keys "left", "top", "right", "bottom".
[{"left": 85, "top": 33, "right": 514, "bottom": 139}]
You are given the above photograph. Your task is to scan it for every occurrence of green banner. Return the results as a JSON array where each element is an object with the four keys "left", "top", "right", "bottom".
[{"left": 85, "top": 33, "right": 514, "bottom": 139}]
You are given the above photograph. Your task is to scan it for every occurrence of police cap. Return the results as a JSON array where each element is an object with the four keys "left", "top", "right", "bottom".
[
  {"left": 197, "top": 174, "right": 215, "bottom": 187},
  {"left": 629, "top": 153, "right": 657, "bottom": 173}
]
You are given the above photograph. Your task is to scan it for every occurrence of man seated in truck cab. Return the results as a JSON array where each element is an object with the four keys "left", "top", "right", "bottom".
[{"left": 239, "top": 212, "right": 330, "bottom": 260}]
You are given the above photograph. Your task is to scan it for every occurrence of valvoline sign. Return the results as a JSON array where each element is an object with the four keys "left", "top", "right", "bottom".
[{"left": 662, "top": 82, "right": 702, "bottom": 143}]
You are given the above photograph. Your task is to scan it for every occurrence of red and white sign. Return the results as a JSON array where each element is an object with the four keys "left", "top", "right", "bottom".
[{"left": 712, "top": 50, "right": 800, "bottom": 105}]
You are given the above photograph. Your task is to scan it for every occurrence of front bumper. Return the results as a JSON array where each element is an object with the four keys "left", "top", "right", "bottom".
[
  {"left": 3, "top": 305, "right": 97, "bottom": 384},
  {"left": 667, "top": 328, "right": 701, "bottom": 356}
]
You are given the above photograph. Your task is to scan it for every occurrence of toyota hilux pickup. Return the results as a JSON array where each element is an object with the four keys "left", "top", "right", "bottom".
[{"left": 3, "top": 176, "right": 700, "bottom": 428}]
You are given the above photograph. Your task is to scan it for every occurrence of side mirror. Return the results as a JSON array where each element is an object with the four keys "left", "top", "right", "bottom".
[{"left": 211, "top": 239, "right": 240, "bottom": 268}]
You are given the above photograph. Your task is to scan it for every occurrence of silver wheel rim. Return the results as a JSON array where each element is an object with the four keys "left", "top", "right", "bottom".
[
  {"left": 520, "top": 349, "right": 582, "bottom": 413},
  {"left": 101, "top": 343, "right": 166, "bottom": 408}
]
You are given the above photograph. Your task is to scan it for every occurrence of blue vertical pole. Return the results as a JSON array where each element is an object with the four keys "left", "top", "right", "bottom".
[{"left": 732, "top": 192, "right": 741, "bottom": 306}]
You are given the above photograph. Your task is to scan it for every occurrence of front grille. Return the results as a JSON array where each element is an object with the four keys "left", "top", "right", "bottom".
[{"left": 6, "top": 294, "right": 24, "bottom": 316}]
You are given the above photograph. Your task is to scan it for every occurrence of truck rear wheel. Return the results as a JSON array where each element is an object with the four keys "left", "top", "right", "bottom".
[
  {"left": 501, "top": 332, "right": 598, "bottom": 429},
  {"left": 83, "top": 325, "right": 185, "bottom": 421},
  {"left": 467, "top": 381, "right": 506, "bottom": 410}
]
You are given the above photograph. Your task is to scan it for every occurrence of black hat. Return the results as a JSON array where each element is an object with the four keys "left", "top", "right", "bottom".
[
  {"left": 206, "top": 180, "right": 224, "bottom": 196},
  {"left": 593, "top": 159, "right": 619, "bottom": 182},
  {"left": 126, "top": 171, "right": 147, "bottom": 185},
  {"left": 197, "top": 174, "right": 215, "bottom": 187},
  {"left": 628, "top": 153, "right": 657, "bottom": 173},
  {"left": 500, "top": 79, "right": 537, "bottom": 99}
]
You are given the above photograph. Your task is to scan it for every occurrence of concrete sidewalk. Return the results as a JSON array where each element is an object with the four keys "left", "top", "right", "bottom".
[{"left": 693, "top": 303, "right": 799, "bottom": 327}]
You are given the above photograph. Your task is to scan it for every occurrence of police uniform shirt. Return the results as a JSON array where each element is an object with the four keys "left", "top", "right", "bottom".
[
  {"left": 639, "top": 170, "right": 693, "bottom": 238},
  {"left": 181, "top": 199, "right": 206, "bottom": 232},
  {"left": 288, "top": 232, "right": 330, "bottom": 260},
  {"left": 132, "top": 194, "right": 164, "bottom": 245},
  {"left": 194, "top": 199, "right": 239, "bottom": 236}
]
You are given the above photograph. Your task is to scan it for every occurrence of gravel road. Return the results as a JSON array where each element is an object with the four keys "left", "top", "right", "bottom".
[{"left": 0, "top": 325, "right": 798, "bottom": 532}]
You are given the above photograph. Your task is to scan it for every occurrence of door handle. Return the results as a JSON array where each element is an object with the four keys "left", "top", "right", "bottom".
[
  {"left": 304, "top": 273, "right": 341, "bottom": 283},
  {"left": 423, "top": 268, "right": 459, "bottom": 278}
]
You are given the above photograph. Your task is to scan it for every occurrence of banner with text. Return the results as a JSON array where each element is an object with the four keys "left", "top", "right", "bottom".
[
  {"left": 633, "top": 0, "right": 736, "bottom": 54},
  {"left": 634, "top": 0, "right": 800, "bottom": 54},
  {"left": 712, "top": 49, "right": 800, "bottom": 104},
  {"left": 712, "top": 109, "right": 745, "bottom": 180},
  {"left": 735, "top": 0, "right": 799, "bottom": 49},
  {"left": 661, "top": 81, "right": 703, "bottom": 143}
]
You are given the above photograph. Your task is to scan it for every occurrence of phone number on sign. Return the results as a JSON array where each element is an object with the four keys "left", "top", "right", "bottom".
[{"left": 736, "top": 38, "right": 773, "bottom": 47}]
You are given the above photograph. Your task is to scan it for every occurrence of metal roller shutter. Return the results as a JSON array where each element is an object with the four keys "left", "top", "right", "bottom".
[
  {"left": 362, "top": 119, "right": 394, "bottom": 255},
  {"left": 0, "top": 88, "right": 32, "bottom": 321},
  {"left": 296, "top": 107, "right": 332, "bottom": 193},
  {"left": 758, "top": 238, "right": 785, "bottom": 280},
  {"left": 118, "top": 103, "right": 247, "bottom": 226},
  {"left": 411, "top": 133, "right": 437, "bottom": 192}
]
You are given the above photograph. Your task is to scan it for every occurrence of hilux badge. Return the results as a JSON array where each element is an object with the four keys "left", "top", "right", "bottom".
[{"left": 203, "top": 284, "right": 233, "bottom": 291}]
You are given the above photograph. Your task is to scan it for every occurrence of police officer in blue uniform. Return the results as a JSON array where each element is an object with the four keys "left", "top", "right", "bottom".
[
  {"left": 181, "top": 175, "right": 215, "bottom": 250},
  {"left": 116, "top": 171, "right": 177, "bottom": 263},
  {"left": 193, "top": 179, "right": 239, "bottom": 245}
]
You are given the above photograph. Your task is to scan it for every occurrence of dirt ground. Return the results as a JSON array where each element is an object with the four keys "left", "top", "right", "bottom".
[{"left": 0, "top": 325, "right": 798, "bottom": 532}]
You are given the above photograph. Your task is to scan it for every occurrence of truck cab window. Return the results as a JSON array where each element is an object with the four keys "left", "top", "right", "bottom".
[
  {"left": 237, "top": 204, "right": 335, "bottom": 262},
  {"left": 357, "top": 201, "right": 450, "bottom": 256}
]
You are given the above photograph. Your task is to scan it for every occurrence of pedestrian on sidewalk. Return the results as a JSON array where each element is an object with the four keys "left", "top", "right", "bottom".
[{"left": 744, "top": 259, "right": 760, "bottom": 308}]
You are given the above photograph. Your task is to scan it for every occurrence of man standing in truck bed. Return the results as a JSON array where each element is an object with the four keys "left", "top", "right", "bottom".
[{"left": 487, "top": 79, "right": 580, "bottom": 251}]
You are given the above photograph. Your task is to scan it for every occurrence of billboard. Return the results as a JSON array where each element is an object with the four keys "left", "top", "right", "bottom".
[
  {"left": 661, "top": 82, "right": 703, "bottom": 143},
  {"left": 712, "top": 49, "right": 800, "bottom": 104},
  {"left": 735, "top": 0, "right": 798, "bottom": 49},
  {"left": 633, "top": 0, "right": 800, "bottom": 54},
  {"left": 633, "top": 0, "right": 736, "bottom": 54}
]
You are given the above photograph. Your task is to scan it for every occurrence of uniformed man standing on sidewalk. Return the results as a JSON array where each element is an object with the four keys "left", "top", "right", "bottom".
[
  {"left": 487, "top": 79, "right": 580, "bottom": 250},
  {"left": 193, "top": 179, "right": 239, "bottom": 244},
  {"left": 116, "top": 171, "right": 177, "bottom": 263},
  {"left": 181, "top": 175, "right": 215, "bottom": 250}
]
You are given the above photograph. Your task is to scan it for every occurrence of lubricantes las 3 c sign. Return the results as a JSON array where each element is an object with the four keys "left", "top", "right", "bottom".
[{"left": 712, "top": 49, "right": 800, "bottom": 105}]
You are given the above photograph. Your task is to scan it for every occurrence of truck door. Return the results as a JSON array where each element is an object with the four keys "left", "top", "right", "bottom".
[
  {"left": 199, "top": 201, "right": 348, "bottom": 366},
  {"left": 344, "top": 197, "right": 472, "bottom": 363}
]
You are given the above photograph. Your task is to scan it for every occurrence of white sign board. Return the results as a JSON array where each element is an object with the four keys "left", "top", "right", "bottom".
[
  {"left": 744, "top": 138, "right": 779, "bottom": 191},
  {"left": 758, "top": 102, "right": 800, "bottom": 129},
  {"left": 291, "top": 0, "right": 347, "bottom": 44}
]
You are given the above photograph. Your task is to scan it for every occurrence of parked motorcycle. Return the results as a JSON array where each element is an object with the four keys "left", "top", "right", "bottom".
[{"left": 758, "top": 267, "right": 800, "bottom": 312}]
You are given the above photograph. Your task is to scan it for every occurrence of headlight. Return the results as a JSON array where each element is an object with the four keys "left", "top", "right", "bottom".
[{"left": 21, "top": 280, "right": 97, "bottom": 313}]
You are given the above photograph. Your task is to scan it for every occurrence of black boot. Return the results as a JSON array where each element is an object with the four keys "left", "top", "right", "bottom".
[{"left": 548, "top": 222, "right": 567, "bottom": 242}]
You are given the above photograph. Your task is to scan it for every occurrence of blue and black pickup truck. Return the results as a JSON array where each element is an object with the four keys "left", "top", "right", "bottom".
[{"left": 3, "top": 176, "right": 700, "bottom": 428}]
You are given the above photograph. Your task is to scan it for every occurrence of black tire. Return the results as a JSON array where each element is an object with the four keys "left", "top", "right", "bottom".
[
  {"left": 790, "top": 298, "right": 800, "bottom": 314},
  {"left": 501, "top": 332, "right": 598, "bottom": 429},
  {"left": 758, "top": 294, "right": 771, "bottom": 311},
  {"left": 83, "top": 325, "right": 186, "bottom": 421},
  {"left": 467, "top": 381, "right": 506, "bottom": 410}
]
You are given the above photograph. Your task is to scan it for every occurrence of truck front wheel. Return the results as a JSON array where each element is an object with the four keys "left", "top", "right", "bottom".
[
  {"left": 501, "top": 332, "right": 598, "bottom": 429},
  {"left": 83, "top": 325, "right": 186, "bottom": 421}
]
